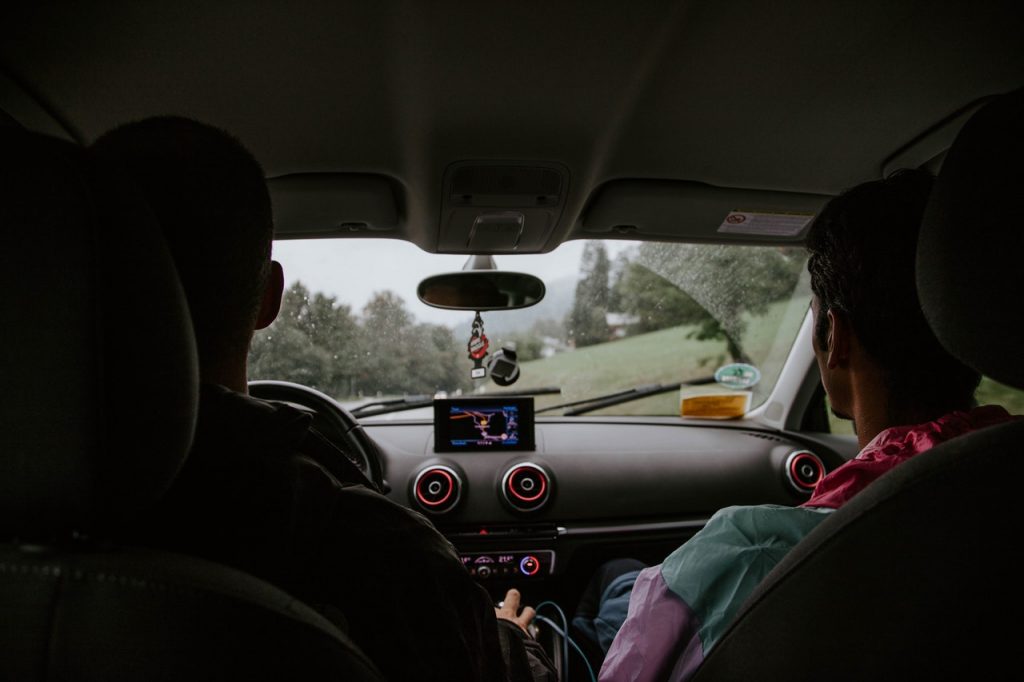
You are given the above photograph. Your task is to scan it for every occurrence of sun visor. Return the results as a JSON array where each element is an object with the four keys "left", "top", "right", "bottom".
[
  {"left": 436, "top": 161, "right": 570, "bottom": 254},
  {"left": 578, "top": 180, "right": 829, "bottom": 245},
  {"left": 268, "top": 173, "right": 403, "bottom": 238}
]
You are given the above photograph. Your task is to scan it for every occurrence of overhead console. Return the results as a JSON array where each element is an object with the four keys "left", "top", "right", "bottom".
[{"left": 436, "top": 161, "right": 570, "bottom": 253}]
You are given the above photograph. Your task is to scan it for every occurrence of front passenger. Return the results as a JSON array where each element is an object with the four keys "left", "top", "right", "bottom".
[{"left": 586, "top": 168, "right": 1018, "bottom": 682}]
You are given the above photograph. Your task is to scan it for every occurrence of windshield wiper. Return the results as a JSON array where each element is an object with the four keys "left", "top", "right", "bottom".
[
  {"left": 535, "top": 376, "right": 717, "bottom": 416},
  {"left": 349, "top": 386, "right": 562, "bottom": 418}
]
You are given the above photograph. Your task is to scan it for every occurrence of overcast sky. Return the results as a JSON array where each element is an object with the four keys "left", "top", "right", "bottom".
[{"left": 271, "top": 238, "right": 630, "bottom": 325}]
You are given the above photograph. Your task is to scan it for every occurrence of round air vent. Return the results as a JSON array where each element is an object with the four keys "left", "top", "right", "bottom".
[
  {"left": 785, "top": 450, "right": 825, "bottom": 494},
  {"left": 500, "top": 462, "right": 552, "bottom": 512},
  {"left": 412, "top": 465, "right": 462, "bottom": 514}
]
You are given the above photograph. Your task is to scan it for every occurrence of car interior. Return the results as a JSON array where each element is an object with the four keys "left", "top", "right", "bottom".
[{"left": 2, "top": 1, "right": 1022, "bottom": 680}]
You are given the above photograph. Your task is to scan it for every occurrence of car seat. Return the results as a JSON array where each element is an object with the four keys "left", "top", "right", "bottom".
[
  {"left": 692, "top": 87, "right": 1024, "bottom": 681},
  {"left": 0, "top": 127, "right": 383, "bottom": 681}
]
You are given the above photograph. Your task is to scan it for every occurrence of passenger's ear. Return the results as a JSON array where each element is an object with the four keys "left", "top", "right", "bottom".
[
  {"left": 255, "top": 260, "right": 284, "bottom": 330},
  {"left": 825, "top": 309, "right": 851, "bottom": 369}
]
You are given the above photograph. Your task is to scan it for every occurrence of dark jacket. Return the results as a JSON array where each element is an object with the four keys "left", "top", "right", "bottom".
[{"left": 128, "top": 384, "right": 555, "bottom": 682}]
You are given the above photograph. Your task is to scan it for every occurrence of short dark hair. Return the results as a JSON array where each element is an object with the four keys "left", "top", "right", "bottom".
[
  {"left": 91, "top": 116, "right": 273, "bottom": 368},
  {"left": 806, "top": 168, "right": 981, "bottom": 418}
]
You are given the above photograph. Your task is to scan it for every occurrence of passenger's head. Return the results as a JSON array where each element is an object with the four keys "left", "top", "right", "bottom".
[
  {"left": 91, "top": 116, "right": 282, "bottom": 381},
  {"left": 806, "top": 167, "right": 981, "bottom": 424}
]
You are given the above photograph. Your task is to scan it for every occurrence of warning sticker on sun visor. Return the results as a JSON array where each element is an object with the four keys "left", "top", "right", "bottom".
[{"left": 717, "top": 211, "right": 814, "bottom": 237}]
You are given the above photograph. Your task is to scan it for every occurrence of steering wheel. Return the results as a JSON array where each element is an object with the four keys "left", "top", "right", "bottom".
[{"left": 248, "top": 380, "right": 387, "bottom": 492}]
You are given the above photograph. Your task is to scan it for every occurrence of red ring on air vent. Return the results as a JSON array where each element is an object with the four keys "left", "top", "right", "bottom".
[
  {"left": 785, "top": 451, "right": 825, "bottom": 494},
  {"left": 413, "top": 465, "right": 462, "bottom": 513},
  {"left": 501, "top": 463, "right": 552, "bottom": 512},
  {"left": 508, "top": 467, "right": 547, "bottom": 502}
]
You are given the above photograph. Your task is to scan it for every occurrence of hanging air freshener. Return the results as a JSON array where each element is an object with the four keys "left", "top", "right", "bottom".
[{"left": 467, "top": 311, "right": 490, "bottom": 379}]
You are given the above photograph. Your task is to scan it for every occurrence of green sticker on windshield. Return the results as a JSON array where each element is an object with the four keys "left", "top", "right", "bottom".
[{"left": 714, "top": 363, "right": 761, "bottom": 390}]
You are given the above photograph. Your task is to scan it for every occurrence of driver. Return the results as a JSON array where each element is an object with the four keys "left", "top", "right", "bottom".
[{"left": 91, "top": 116, "right": 555, "bottom": 682}]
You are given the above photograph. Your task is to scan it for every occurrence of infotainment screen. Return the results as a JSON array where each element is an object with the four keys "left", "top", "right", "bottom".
[{"left": 433, "top": 397, "right": 535, "bottom": 452}]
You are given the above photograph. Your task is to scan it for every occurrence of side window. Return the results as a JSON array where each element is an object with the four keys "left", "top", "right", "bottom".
[
  {"left": 811, "top": 376, "right": 1022, "bottom": 436},
  {"left": 798, "top": 382, "right": 831, "bottom": 430},
  {"left": 976, "top": 377, "right": 1024, "bottom": 415},
  {"left": 799, "top": 383, "right": 852, "bottom": 434},
  {"left": 826, "top": 396, "right": 855, "bottom": 436}
]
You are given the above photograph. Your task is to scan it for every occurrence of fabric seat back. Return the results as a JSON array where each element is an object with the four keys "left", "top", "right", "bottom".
[
  {"left": 693, "top": 87, "right": 1024, "bottom": 681},
  {"left": 0, "top": 127, "right": 382, "bottom": 681}
]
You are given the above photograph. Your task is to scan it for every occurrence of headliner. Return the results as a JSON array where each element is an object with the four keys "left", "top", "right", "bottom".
[{"left": 2, "top": 0, "right": 1021, "bottom": 251}]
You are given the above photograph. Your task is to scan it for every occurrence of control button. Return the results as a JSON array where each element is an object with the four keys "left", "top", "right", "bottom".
[
  {"left": 501, "top": 463, "right": 552, "bottom": 512},
  {"left": 461, "top": 550, "right": 555, "bottom": 582},
  {"left": 520, "top": 555, "right": 540, "bottom": 576},
  {"left": 412, "top": 465, "right": 462, "bottom": 514}
]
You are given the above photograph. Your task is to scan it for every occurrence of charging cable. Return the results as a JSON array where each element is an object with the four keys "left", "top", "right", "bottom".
[{"left": 533, "top": 601, "right": 597, "bottom": 682}]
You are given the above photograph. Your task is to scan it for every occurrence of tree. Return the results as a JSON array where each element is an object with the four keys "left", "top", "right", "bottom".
[
  {"left": 356, "top": 291, "right": 473, "bottom": 396},
  {"left": 494, "top": 333, "right": 545, "bottom": 362},
  {"left": 356, "top": 291, "right": 416, "bottom": 395},
  {"left": 360, "top": 290, "right": 413, "bottom": 339},
  {"left": 249, "top": 322, "right": 333, "bottom": 388},
  {"left": 249, "top": 281, "right": 362, "bottom": 397},
  {"left": 607, "top": 249, "right": 631, "bottom": 313},
  {"left": 248, "top": 283, "right": 516, "bottom": 399},
  {"left": 634, "top": 243, "right": 805, "bottom": 362},
  {"left": 611, "top": 261, "right": 709, "bottom": 334},
  {"left": 567, "top": 242, "right": 611, "bottom": 347},
  {"left": 409, "top": 323, "right": 473, "bottom": 394}
]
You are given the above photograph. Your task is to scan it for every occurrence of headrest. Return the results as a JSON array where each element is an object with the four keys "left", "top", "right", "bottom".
[
  {"left": 0, "top": 128, "right": 198, "bottom": 540},
  {"left": 917, "top": 88, "right": 1024, "bottom": 389}
]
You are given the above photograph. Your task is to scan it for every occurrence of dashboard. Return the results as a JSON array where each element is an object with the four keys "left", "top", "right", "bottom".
[{"left": 367, "top": 416, "right": 849, "bottom": 589}]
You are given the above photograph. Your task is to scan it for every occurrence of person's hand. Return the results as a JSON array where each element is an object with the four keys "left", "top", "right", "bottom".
[{"left": 495, "top": 588, "right": 536, "bottom": 636}]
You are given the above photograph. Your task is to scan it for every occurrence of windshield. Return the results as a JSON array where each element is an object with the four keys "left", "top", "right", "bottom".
[{"left": 248, "top": 239, "right": 811, "bottom": 418}]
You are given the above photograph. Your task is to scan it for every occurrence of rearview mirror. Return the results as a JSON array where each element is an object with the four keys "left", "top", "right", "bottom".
[{"left": 417, "top": 271, "right": 546, "bottom": 311}]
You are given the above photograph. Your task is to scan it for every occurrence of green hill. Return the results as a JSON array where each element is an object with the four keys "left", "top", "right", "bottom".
[{"left": 505, "top": 298, "right": 808, "bottom": 416}]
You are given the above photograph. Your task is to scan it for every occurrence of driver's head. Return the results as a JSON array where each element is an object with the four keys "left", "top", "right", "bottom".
[
  {"left": 806, "top": 167, "right": 980, "bottom": 425},
  {"left": 91, "top": 116, "right": 282, "bottom": 380}
]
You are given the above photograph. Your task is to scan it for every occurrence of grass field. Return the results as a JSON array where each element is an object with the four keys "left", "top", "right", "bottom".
[
  {"left": 508, "top": 298, "right": 809, "bottom": 416},
  {"left": 975, "top": 378, "right": 1024, "bottom": 415},
  {"left": 512, "top": 323, "right": 728, "bottom": 416},
  {"left": 502, "top": 295, "right": 1024, "bottom": 422}
]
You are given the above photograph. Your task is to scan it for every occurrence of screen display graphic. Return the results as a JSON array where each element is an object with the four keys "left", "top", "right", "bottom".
[{"left": 434, "top": 397, "right": 535, "bottom": 452}]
